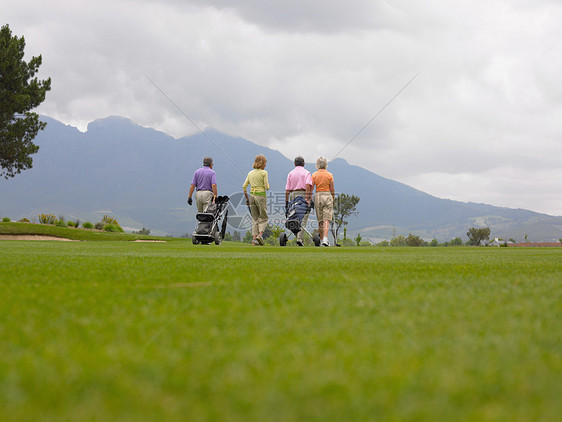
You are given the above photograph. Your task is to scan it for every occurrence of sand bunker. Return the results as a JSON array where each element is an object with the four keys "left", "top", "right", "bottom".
[{"left": 0, "top": 235, "right": 77, "bottom": 241}]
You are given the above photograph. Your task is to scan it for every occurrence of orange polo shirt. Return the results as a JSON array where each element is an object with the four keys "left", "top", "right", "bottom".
[{"left": 312, "top": 169, "right": 334, "bottom": 192}]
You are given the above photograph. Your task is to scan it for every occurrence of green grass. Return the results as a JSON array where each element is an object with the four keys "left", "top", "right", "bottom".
[
  {"left": 0, "top": 242, "right": 560, "bottom": 421},
  {"left": 0, "top": 222, "right": 175, "bottom": 241}
]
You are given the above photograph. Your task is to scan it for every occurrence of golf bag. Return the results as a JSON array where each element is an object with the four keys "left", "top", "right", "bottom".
[
  {"left": 192, "top": 195, "right": 229, "bottom": 245},
  {"left": 279, "top": 195, "right": 321, "bottom": 246}
]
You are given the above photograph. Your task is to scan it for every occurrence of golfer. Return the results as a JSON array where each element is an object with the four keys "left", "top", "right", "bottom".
[
  {"left": 285, "top": 156, "right": 312, "bottom": 246},
  {"left": 311, "top": 157, "right": 335, "bottom": 247},
  {"left": 187, "top": 157, "right": 217, "bottom": 212},
  {"left": 243, "top": 154, "right": 270, "bottom": 245}
]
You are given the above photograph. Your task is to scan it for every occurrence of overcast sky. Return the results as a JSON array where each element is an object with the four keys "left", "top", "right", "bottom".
[{"left": 4, "top": 0, "right": 562, "bottom": 216}]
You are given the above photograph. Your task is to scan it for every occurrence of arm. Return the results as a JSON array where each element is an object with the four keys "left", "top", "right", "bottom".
[
  {"left": 305, "top": 183, "right": 312, "bottom": 203},
  {"left": 264, "top": 171, "right": 270, "bottom": 191},
  {"left": 330, "top": 180, "right": 335, "bottom": 201},
  {"left": 212, "top": 184, "right": 217, "bottom": 202},
  {"left": 188, "top": 184, "right": 195, "bottom": 199}
]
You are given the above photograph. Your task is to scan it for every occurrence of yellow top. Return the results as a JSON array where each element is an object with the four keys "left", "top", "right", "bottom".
[{"left": 243, "top": 169, "right": 270, "bottom": 195}]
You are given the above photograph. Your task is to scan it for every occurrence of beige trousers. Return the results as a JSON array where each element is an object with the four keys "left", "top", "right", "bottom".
[
  {"left": 315, "top": 191, "right": 334, "bottom": 221},
  {"left": 289, "top": 190, "right": 310, "bottom": 242},
  {"left": 249, "top": 195, "right": 268, "bottom": 236},
  {"left": 196, "top": 190, "right": 214, "bottom": 212}
]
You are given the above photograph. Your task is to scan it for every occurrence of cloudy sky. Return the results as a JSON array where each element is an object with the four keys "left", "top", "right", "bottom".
[{"left": 4, "top": 0, "right": 562, "bottom": 216}]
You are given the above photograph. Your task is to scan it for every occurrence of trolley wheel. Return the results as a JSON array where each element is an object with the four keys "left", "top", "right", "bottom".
[
  {"left": 279, "top": 233, "right": 288, "bottom": 246},
  {"left": 214, "top": 228, "right": 222, "bottom": 245},
  {"left": 313, "top": 234, "right": 321, "bottom": 247},
  {"left": 192, "top": 237, "right": 200, "bottom": 245}
]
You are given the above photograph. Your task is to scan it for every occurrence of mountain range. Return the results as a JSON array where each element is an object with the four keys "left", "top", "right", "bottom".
[{"left": 1, "top": 116, "right": 561, "bottom": 242}]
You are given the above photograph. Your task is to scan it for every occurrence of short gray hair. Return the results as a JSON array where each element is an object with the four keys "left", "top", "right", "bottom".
[
  {"left": 316, "top": 156, "right": 327, "bottom": 169},
  {"left": 203, "top": 157, "right": 213, "bottom": 167},
  {"left": 294, "top": 156, "right": 305, "bottom": 167}
]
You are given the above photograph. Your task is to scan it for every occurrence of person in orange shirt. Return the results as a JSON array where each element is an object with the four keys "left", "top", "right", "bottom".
[{"left": 311, "top": 157, "right": 335, "bottom": 247}]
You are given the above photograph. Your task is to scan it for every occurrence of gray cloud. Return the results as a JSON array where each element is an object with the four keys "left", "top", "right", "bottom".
[{"left": 4, "top": 0, "right": 562, "bottom": 215}]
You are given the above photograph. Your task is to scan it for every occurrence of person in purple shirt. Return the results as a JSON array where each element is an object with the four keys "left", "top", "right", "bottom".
[{"left": 187, "top": 157, "right": 217, "bottom": 212}]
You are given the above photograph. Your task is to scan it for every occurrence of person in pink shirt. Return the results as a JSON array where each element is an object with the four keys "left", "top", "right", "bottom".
[{"left": 285, "top": 156, "right": 313, "bottom": 246}]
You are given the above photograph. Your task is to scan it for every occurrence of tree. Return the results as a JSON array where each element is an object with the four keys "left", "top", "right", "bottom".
[
  {"left": 405, "top": 233, "right": 424, "bottom": 246},
  {"left": 232, "top": 231, "right": 241, "bottom": 242},
  {"left": 449, "top": 237, "right": 463, "bottom": 246},
  {"left": 466, "top": 227, "right": 490, "bottom": 246},
  {"left": 390, "top": 235, "right": 407, "bottom": 247},
  {"left": 332, "top": 193, "right": 360, "bottom": 240},
  {"left": 354, "top": 233, "right": 362, "bottom": 246},
  {"left": 243, "top": 230, "right": 253, "bottom": 243},
  {"left": 1, "top": 24, "right": 51, "bottom": 179},
  {"left": 133, "top": 227, "right": 151, "bottom": 235}
]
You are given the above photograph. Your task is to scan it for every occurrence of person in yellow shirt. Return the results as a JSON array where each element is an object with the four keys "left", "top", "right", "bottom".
[
  {"left": 243, "top": 154, "right": 270, "bottom": 245},
  {"left": 311, "top": 157, "right": 335, "bottom": 247}
]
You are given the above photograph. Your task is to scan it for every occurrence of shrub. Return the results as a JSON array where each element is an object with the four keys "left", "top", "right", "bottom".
[
  {"left": 2, "top": 217, "right": 11, "bottom": 222},
  {"left": 18, "top": 218, "right": 30, "bottom": 223},
  {"left": 101, "top": 215, "right": 123, "bottom": 232},
  {"left": 82, "top": 222, "right": 94, "bottom": 229},
  {"left": 67, "top": 221, "right": 75, "bottom": 227},
  {"left": 39, "top": 214, "right": 57, "bottom": 225},
  {"left": 94, "top": 222, "right": 104, "bottom": 231},
  {"left": 56, "top": 220, "right": 67, "bottom": 227},
  {"left": 390, "top": 235, "right": 407, "bottom": 247},
  {"left": 103, "top": 224, "right": 120, "bottom": 233}
]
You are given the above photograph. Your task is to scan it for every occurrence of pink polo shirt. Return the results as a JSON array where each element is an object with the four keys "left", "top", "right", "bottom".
[{"left": 285, "top": 166, "right": 312, "bottom": 191}]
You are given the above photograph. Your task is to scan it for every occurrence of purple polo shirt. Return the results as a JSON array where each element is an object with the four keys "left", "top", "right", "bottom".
[{"left": 191, "top": 166, "right": 216, "bottom": 191}]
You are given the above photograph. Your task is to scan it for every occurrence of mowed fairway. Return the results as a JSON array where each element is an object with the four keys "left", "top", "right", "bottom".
[{"left": 1, "top": 241, "right": 560, "bottom": 421}]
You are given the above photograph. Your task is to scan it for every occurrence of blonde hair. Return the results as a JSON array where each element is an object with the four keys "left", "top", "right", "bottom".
[
  {"left": 316, "top": 156, "right": 328, "bottom": 170},
  {"left": 253, "top": 154, "right": 267, "bottom": 169}
]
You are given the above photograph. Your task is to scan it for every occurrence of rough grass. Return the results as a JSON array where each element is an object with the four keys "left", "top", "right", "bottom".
[
  {"left": 0, "top": 222, "right": 173, "bottom": 241},
  {"left": 0, "top": 242, "right": 560, "bottom": 421}
]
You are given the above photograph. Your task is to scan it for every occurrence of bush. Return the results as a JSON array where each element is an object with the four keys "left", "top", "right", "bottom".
[
  {"left": 94, "top": 222, "right": 105, "bottom": 231},
  {"left": 103, "top": 224, "right": 119, "bottom": 232},
  {"left": 341, "top": 238, "right": 356, "bottom": 247},
  {"left": 2, "top": 217, "right": 11, "bottom": 222},
  {"left": 101, "top": 215, "right": 123, "bottom": 232},
  {"left": 18, "top": 218, "right": 30, "bottom": 223},
  {"left": 82, "top": 222, "right": 94, "bottom": 229},
  {"left": 103, "top": 224, "right": 124, "bottom": 233},
  {"left": 67, "top": 221, "right": 75, "bottom": 227},
  {"left": 39, "top": 214, "right": 57, "bottom": 225},
  {"left": 390, "top": 235, "right": 407, "bottom": 247},
  {"left": 377, "top": 240, "right": 390, "bottom": 247},
  {"left": 56, "top": 220, "right": 67, "bottom": 227}
]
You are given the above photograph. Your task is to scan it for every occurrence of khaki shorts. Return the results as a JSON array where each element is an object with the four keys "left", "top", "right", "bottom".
[{"left": 315, "top": 192, "right": 333, "bottom": 221}]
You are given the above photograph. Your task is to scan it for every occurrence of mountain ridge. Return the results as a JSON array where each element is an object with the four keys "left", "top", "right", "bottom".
[{"left": 1, "top": 115, "right": 560, "bottom": 242}]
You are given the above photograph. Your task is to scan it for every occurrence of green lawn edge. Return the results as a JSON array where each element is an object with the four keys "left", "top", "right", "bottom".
[{"left": 0, "top": 222, "right": 183, "bottom": 242}]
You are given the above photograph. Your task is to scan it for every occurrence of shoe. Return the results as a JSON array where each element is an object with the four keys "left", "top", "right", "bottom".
[
  {"left": 256, "top": 235, "right": 264, "bottom": 246},
  {"left": 296, "top": 240, "right": 304, "bottom": 246},
  {"left": 322, "top": 240, "right": 330, "bottom": 247},
  {"left": 252, "top": 240, "right": 259, "bottom": 246}
]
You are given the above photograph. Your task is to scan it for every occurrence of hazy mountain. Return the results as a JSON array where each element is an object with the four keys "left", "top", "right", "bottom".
[{"left": 1, "top": 116, "right": 561, "bottom": 242}]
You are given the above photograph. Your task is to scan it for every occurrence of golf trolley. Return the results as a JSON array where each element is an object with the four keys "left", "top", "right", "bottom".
[
  {"left": 192, "top": 195, "right": 229, "bottom": 245},
  {"left": 279, "top": 196, "right": 321, "bottom": 247}
]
